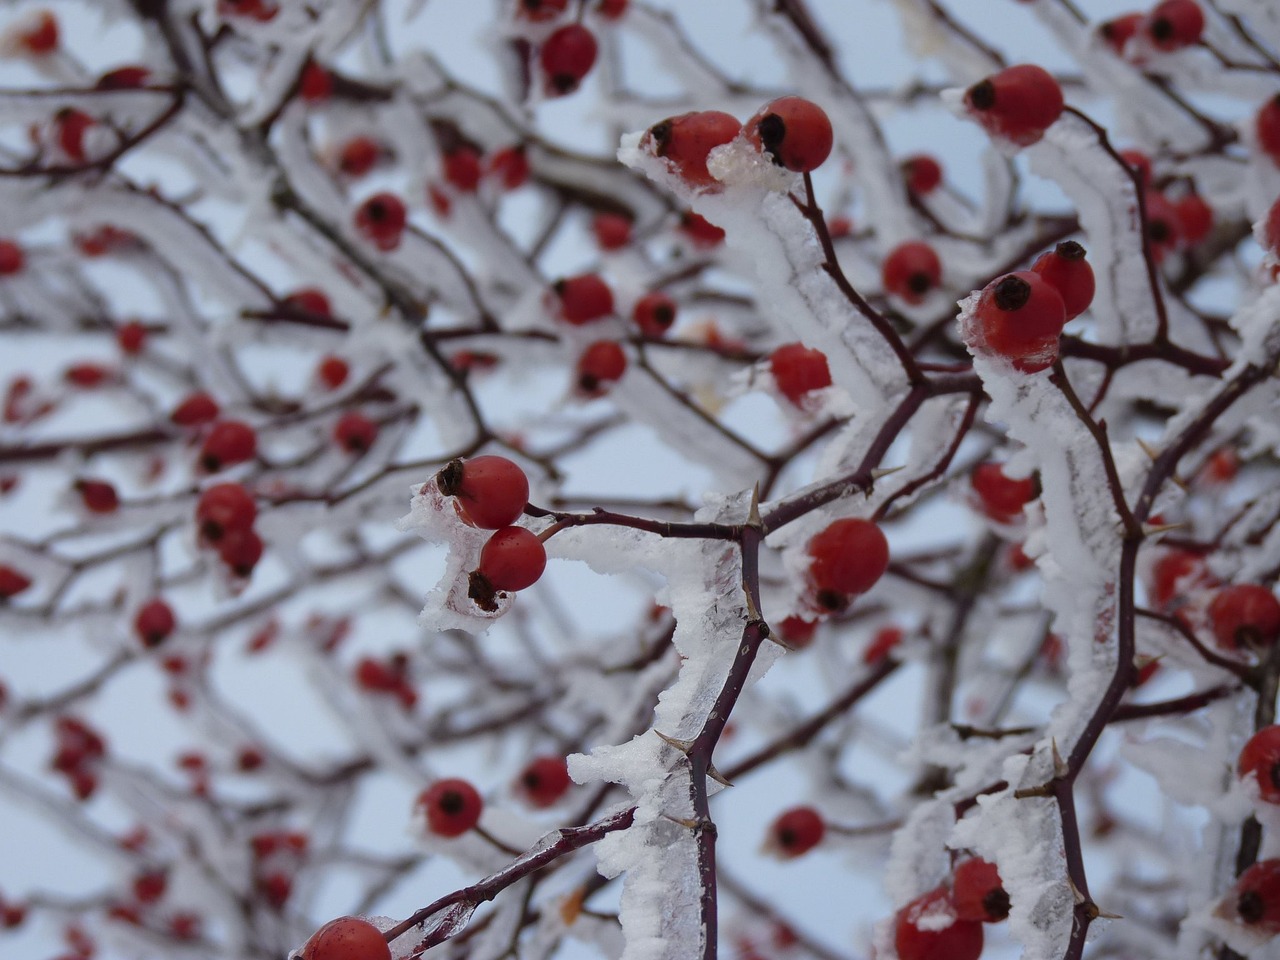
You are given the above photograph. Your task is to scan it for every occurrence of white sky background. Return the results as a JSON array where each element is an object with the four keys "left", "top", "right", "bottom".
[{"left": 0, "top": 1, "right": 1237, "bottom": 958}]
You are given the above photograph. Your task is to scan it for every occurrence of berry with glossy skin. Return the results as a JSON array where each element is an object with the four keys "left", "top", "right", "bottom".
[
  {"left": 769, "top": 343, "right": 832, "bottom": 407},
  {"left": 219, "top": 527, "right": 264, "bottom": 577},
  {"left": 333, "top": 412, "right": 378, "bottom": 454},
  {"left": 540, "top": 24, "right": 597, "bottom": 96},
  {"left": 807, "top": 518, "right": 890, "bottom": 610},
  {"left": 745, "top": 97, "right": 833, "bottom": 172},
  {"left": 767, "top": 807, "right": 824, "bottom": 858},
  {"left": 516, "top": 756, "right": 572, "bottom": 807},
  {"left": 575, "top": 340, "right": 627, "bottom": 396},
  {"left": 1030, "top": 241, "right": 1095, "bottom": 321},
  {"left": 338, "top": 137, "right": 380, "bottom": 177},
  {"left": 0, "top": 240, "right": 23, "bottom": 277},
  {"left": 964, "top": 64, "right": 1064, "bottom": 147},
  {"left": 632, "top": 292, "right": 677, "bottom": 337},
  {"left": 354, "top": 194, "right": 406, "bottom": 252},
  {"left": 882, "top": 241, "right": 942, "bottom": 305},
  {"left": 1145, "top": 0, "right": 1205, "bottom": 51},
  {"left": 1175, "top": 192, "right": 1214, "bottom": 245},
  {"left": 1257, "top": 96, "right": 1280, "bottom": 167},
  {"left": 419, "top": 778, "right": 483, "bottom": 838},
  {"left": 1208, "top": 584, "right": 1280, "bottom": 651},
  {"left": 642, "top": 111, "right": 740, "bottom": 188},
  {"left": 0, "top": 565, "right": 32, "bottom": 600},
  {"left": 895, "top": 889, "right": 984, "bottom": 960},
  {"left": 1099, "top": 13, "right": 1143, "bottom": 55},
  {"left": 171, "top": 392, "right": 220, "bottom": 427},
  {"left": 436, "top": 455, "right": 529, "bottom": 529},
  {"left": 1238, "top": 726, "right": 1280, "bottom": 803},
  {"left": 952, "top": 858, "right": 1010, "bottom": 923},
  {"left": 973, "top": 271, "right": 1067, "bottom": 373},
  {"left": 1224, "top": 860, "right": 1280, "bottom": 934},
  {"left": 592, "top": 212, "right": 632, "bottom": 250},
  {"left": 196, "top": 483, "right": 257, "bottom": 543},
  {"left": 300, "top": 916, "right": 391, "bottom": 960},
  {"left": 476, "top": 527, "right": 547, "bottom": 592},
  {"left": 553, "top": 274, "right": 614, "bottom": 324},
  {"left": 971, "top": 463, "right": 1035, "bottom": 523},
  {"left": 76, "top": 479, "right": 119, "bottom": 514},
  {"left": 902, "top": 154, "right": 942, "bottom": 195},
  {"left": 200, "top": 420, "right": 257, "bottom": 472}
]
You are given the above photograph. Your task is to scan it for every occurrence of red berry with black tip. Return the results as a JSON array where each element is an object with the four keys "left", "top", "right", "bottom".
[
  {"left": 516, "top": 756, "right": 572, "bottom": 807},
  {"left": 769, "top": 343, "right": 831, "bottom": 407},
  {"left": 200, "top": 421, "right": 257, "bottom": 472},
  {"left": 1030, "top": 241, "right": 1095, "bottom": 321},
  {"left": 964, "top": 64, "right": 1064, "bottom": 146},
  {"left": 300, "top": 916, "right": 391, "bottom": 960},
  {"left": 1099, "top": 13, "right": 1143, "bottom": 55},
  {"left": 1239, "top": 726, "right": 1280, "bottom": 803},
  {"left": 354, "top": 193, "right": 407, "bottom": 252},
  {"left": 575, "top": 341, "right": 627, "bottom": 397},
  {"left": 895, "top": 888, "right": 984, "bottom": 960},
  {"left": 952, "top": 858, "right": 1010, "bottom": 923},
  {"left": 218, "top": 527, "right": 264, "bottom": 577},
  {"left": 196, "top": 483, "right": 257, "bottom": 543},
  {"left": 632, "top": 292, "right": 677, "bottom": 337},
  {"left": 1144, "top": 191, "right": 1181, "bottom": 264},
  {"left": 1224, "top": 860, "right": 1280, "bottom": 934},
  {"left": 745, "top": 97, "right": 833, "bottom": 173},
  {"left": 973, "top": 271, "right": 1066, "bottom": 373},
  {"left": 539, "top": 24, "right": 597, "bottom": 96},
  {"left": 333, "top": 412, "right": 378, "bottom": 454},
  {"left": 437, "top": 455, "right": 529, "bottom": 529},
  {"left": 807, "top": 518, "right": 889, "bottom": 610},
  {"left": 643, "top": 111, "right": 740, "bottom": 189},
  {"left": 1145, "top": 0, "right": 1205, "bottom": 51},
  {"left": 554, "top": 274, "right": 614, "bottom": 324},
  {"left": 1208, "top": 584, "right": 1280, "bottom": 651},
  {"left": 419, "top": 778, "right": 484, "bottom": 838},
  {"left": 882, "top": 241, "right": 942, "bottom": 305},
  {"left": 768, "top": 807, "right": 824, "bottom": 858}
]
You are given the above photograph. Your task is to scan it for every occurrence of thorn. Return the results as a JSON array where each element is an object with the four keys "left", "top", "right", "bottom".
[
  {"left": 1068, "top": 876, "right": 1087, "bottom": 905},
  {"left": 1169, "top": 473, "right": 1189, "bottom": 491},
  {"left": 707, "top": 764, "right": 733, "bottom": 787},
  {"left": 662, "top": 814, "right": 700, "bottom": 829},
  {"left": 766, "top": 626, "right": 796, "bottom": 651},
  {"left": 654, "top": 730, "right": 693, "bottom": 754},
  {"left": 1095, "top": 906, "right": 1123, "bottom": 920},
  {"left": 1135, "top": 439, "right": 1160, "bottom": 461},
  {"left": 871, "top": 465, "right": 905, "bottom": 480},
  {"left": 746, "top": 483, "right": 762, "bottom": 529},
  {"left": 1051, "top": 738, "right": 1068, "bottom": 778},
  {"left": 1143, "top": 520, "right": 1187, "bottom": 537}
]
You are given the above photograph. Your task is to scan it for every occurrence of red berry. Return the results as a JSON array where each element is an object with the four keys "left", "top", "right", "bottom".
[
  {"left": 1266, "top": 197, "right": 1280, "bottom": 255},
  {"left": 218, "top": 527, "right": 264, "bottom": 577},
  {"left": 554, "top": 274, "right": 614, "bottom": 324},
  {"left": 16, "top": 11, "right": 58, "bottom": 55},
  {"left": 1145, "top": 0, "right": 1204, "bottom": 51},
  {"left": 575, "top": 340, "right": 627, "bottom": 396},
  {"left": 679, "top": 210, "right": 726, "bottom": 246},
  {"left": 487, "top": 146, "right": 530, "bottom": 190},
  {"left": 338, "top": 136, "right": 380, "bottom": 177},
  {"left": 768, "top": 806, "right": 824, "bottom": 858},
  {"left": 952, "top": 858, "right": 1009, "bottom": 923},
  {"left": 1144, "top": 191, "right": 1181, "bottom": 264},
  {"left": 238, "top": 746, "right": 265, "bottom": 771},
  {"left": 632, "top": 292, "right": 677, "bottom": 337},
  {"left": 116, "top": 321, "right": 146, "bottom": 355},
  {"left": 171, "top": 392, "right": 220, "bottom": 427},
  {"left": 972, "top": 271, "right": 1067, "bottom": 373},
  {"left": 317, "top": 356, "right": 349, "bottom": 390},
  {"left": 443, "top": 147, "right": 482, "bottom": 193},
  {"left": 516, "top": 756, "right": 572, "bottom": 807},
  {"left": 354, "top": 193, "right": 407, "bottom": 252},
  {"left": 300, "top": 916, "right": 391, "bottom": 960},
  {"left": 1208, "top": 584, "right": 1280, "bottom": 651},
  {"left": 864, "top": 625, "right": 903, "bottom": 665},
  {"left": 65, "top": 362, "right": 112, "bottom": 387},
  {"left": 299, "top": 62, "right": 332, "bottom": 102},
  {"left": 1099, "top": 13, "right": 1143, "bottom": 55},
  {"left": 744, "top": 97, "right": 833, "bottom": 173},
  {"left": 777, "top": 616, "right": 818, "bottom": 649},
  {"left": 895, "top": 888, "right": 984, "bottom": 960},
  {"left": 807, "top": 518, "right": 890, "bottom": 610},
  {"left": 55, "top": 107, "right": 95, "bottom": 163},
  {"left": 902, "top": 154, "right": 942, "bottom": 195},
  {"left": 1200, "top": 447, "right": 1239, "bottom": 485},
  {"left": 516, "top": 0, "right": 567, "bottom": 21},
  {"left": 1149, "top": 548, "right": 1207, "bottom": 609},
  {"left": 964, "top": 64, "right": 1064, "bottom": 147},
  {"left": 1175, "top": 192, "right": 1214, "bottom": 245},
  {"left": 540, "top": 24, "right": 597, "bottom": 96},
  {"left": 199, "top": 420, "right": 257, "bottom": 472},
  {"left": 0, "top": 240, "right": 24, "bottom": 276},
  {"left": 284, "top": 288, "right": 332, "bottom": 318},
  {"left": 643, "top": 111, "right": 740, "bottom": 188},
  {"left": 1224, "top": 860, "right": 1280, "bottom": 934},
  {"left": 0, "top": 565, "right": 33, "bottom": 600},
  {"left": 1119, "top": 149, "right": 1152, "bottom": 189},
  {"left": 476, "top": 526, "right": 547, "bottom": 592},
  {"left": 419, "top": 778, "right": 483, "bottom": 838},
  {"left": 1257, "top": 95, "right": 1280, "bottom": 167},
  {"left": 333, "top": 412, "right": 378, "bottom": 454},
  {"left": 882, "top": 241, "right": 942, "bottom": 305},
  {"left": 437, "top": 456, "right": 530, "bottom": 529},
  {"left": 597, "top": 0, "right": 628, "bottom": 19},
  {"left": 1030, "top": 241, "right": 1094, "bottom": 321},
  {"left": 769, "top": 343, "right": 832, "bottom": 407},
  {"left": 97, "top": 66, "right": 151, "bottom": 89},
  {"left": 592, "top": 212, "right": 632, "bottom": 250},
  {"left": 1239, "top": 726, "right": 1280, "bottom": 803},
  {"left": 196, "top": 483, "right": 257, "bottom": 543},
  {"left": 133, "top": 869, "right": 167, "bottom": 904},
  {"left": 971, "top": 463, "right": 1035, "bottom": 523},
  {"left": 256, "top": 871, "right": 292, "bottom": 909},
  {"left": 76, "top": 479, "right": 119, "bottom": 514}
]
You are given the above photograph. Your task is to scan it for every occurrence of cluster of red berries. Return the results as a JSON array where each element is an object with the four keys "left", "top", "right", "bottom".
[
  {"left": 50, "top": 715, "right": 107, "bottom": 801},
  {"left": 966, "top": 241, "right": 1095, "bottom": 372},
  {"left": 354, "top": 653, "right": 417, "bottom": 709},
  {"left": 806, "top": 517, "right": 890, "bottom": 612},
  {"left": 250, "top": 830, "right": 308, "bottom": 910},
  {"left": 1099, "top": 1, "right": 1205, "bottom": 58},
  {"left": 895, "top": 858, "right": 1008, "bottom": 960},
  {"left": 1116, "top": 148, "right": 1215, "bottom": 262},
  {"left": 548, "top": 274, "right": 630, "bottom": 395},
  {"left": 195, "top": 482, "right": 263, "bottom": 578},
  {"left": 434, "top": 456, "right": 545, "bottom": 610}
]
